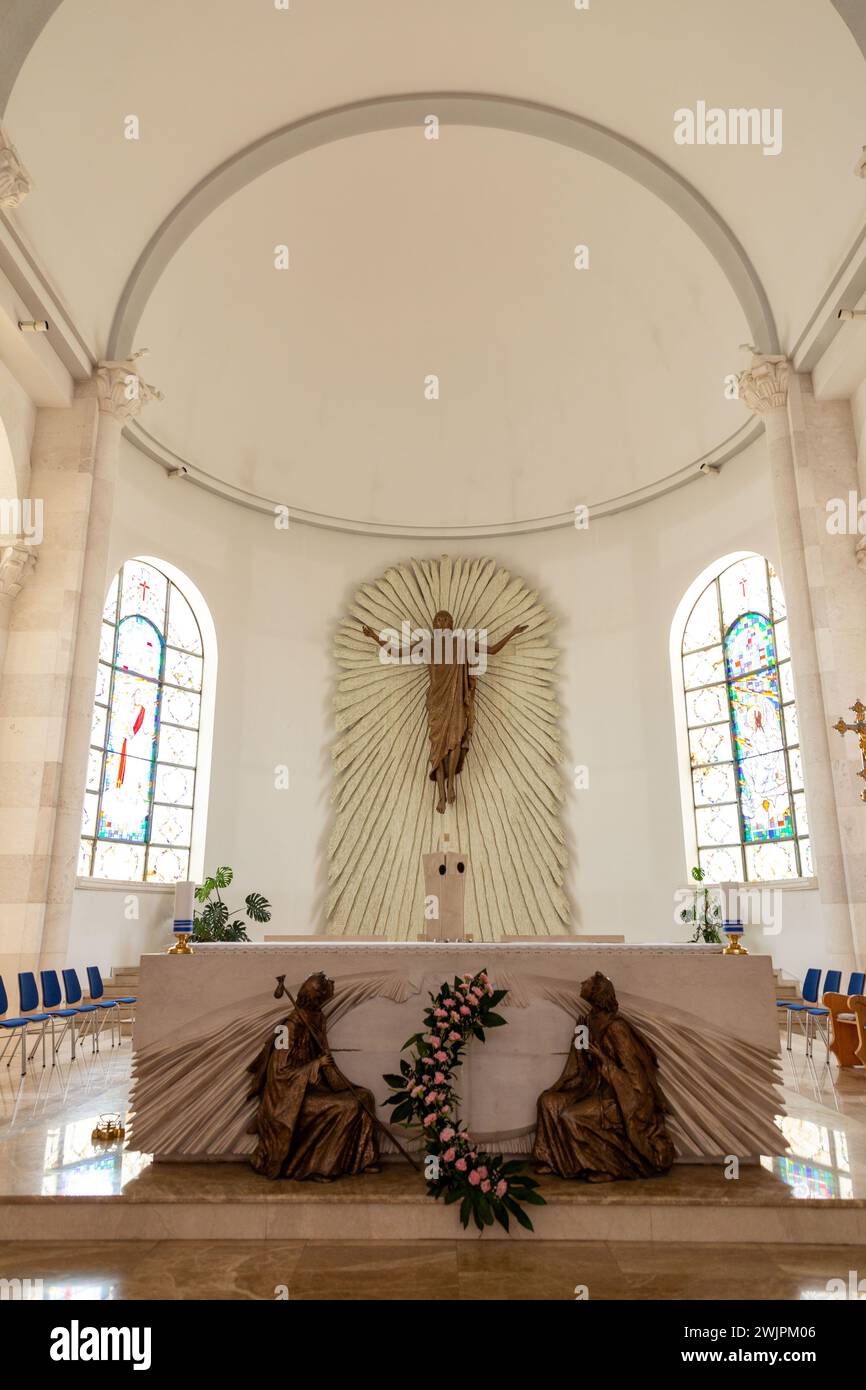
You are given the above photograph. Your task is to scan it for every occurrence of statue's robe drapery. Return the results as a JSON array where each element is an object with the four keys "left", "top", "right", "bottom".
[
  {"left": 247, "top": 1009, "right": 379, "bottom": 1180},
  {"left": 533, "top": 1010, "right": 675, "bottom": 1180},
  {"left": 427, "top": 656, "right": 476, "bottom": 784}
]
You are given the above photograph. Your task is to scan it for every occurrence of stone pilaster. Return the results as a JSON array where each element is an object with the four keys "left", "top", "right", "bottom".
[
  {"left": 39, "top": 355, "right": 162, "bottom": 974},
  {"left": 0, "top": 542, "right": 37, "bottom": 677},
  {"left": 738, "top": 353, "right": 862, "bottom": 968},
  {"left": 0, "top": 397, "right": 99, "bottom": 989},
  {"left": 0, "top": 127, "right": 32, "bottom": 210}
]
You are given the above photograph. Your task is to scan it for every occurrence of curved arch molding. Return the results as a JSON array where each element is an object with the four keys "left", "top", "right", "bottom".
[
  {"left": 110, "top": 92, "right": 775, "bottom": 534},
  {"left": 108, "top": 92, "right": 779, "bottom": 359}
]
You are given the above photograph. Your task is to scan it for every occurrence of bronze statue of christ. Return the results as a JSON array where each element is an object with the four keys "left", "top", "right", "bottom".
[{"left": 361, "top": 610, "right": 526, "bottom": 813}]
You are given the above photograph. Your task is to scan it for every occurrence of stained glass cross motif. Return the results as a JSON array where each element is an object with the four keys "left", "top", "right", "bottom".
[
  {"left": 80, "top": 560, "right": 204, "bottom": 884},
  {"left": 681, "top": 555, "right": 808, "bottom": 883},
  {"left": 833, "top": 700, "right": 866, "bottom": 803}
]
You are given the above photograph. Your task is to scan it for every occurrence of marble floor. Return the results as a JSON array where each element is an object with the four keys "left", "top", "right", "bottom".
[
  {"left": 0, "top": 1030, "right": 864, "bottom": 1297},
  {"left": 0, "top": 1236, "right": 864, "bottom": 1300}
]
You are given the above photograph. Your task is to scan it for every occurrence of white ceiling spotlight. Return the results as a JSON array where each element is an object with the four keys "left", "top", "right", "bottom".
[{"left": 17, "top": 319, "right": 49, "bottom": 332}]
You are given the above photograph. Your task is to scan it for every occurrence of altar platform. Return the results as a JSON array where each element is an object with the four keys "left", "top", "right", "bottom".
[{"left": 0, "top": 1036, "right": 864, "bottom": 1252}]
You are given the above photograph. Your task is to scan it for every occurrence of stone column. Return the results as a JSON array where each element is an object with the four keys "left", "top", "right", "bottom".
[
  {"left": 0, "top": 396, "right": 99, "bottom": 989},
  {"left": 0, "top": 356, "right": 161, "bottom": 988},
  {"left": 786, "top": 373, "right": 866, "bottom": 962},
  {"left": 0, "top": 542, "right": 37, "bottom": 677},
  {"left": 39, "top": 356, "right": 162, "bottom": 975},
  {"left": 738, "top": 355, "right": 861, "bottom": 969}
]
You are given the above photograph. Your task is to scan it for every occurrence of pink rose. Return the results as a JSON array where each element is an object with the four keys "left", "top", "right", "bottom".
[
  {"left": 434, "top": 1008, "right": 447, "bottom": 1019},
  {"left": 495, "top": 1179, "right": 508, "bottom": 1198},
  {"left": 455, "top": 1158, "right": 467, "bottom": 1171},
  {"left": 442, "top": 1147, "right": 456, "bottom": 1162},
  {"left": 451, "top": 1012, "right": 460, "bottom": 1024},
  {"left": 434, "top": 1051, "right": 448, "bottom": 1063},
  {"left": 459, "top": 1005, "right": 470, "bottom": 1016},
  {"left": 423, "top": 1113, "right": 437, "bottom": 1128},
  {"left": 477, "top": 1166, "right": 488, "bottom": 1180},
  {"left": 468, "top": 1170, "right": 481, "bottom": 1186},
  {"left": 443, "top": 998, "right": 455, "bottom": 1007},
  {"left": 481, "top": 1180, "right": 491, "bottom": 1194},
  {"left": 440, "top": 1127, "right": 455, "bottom": 1142},
  {"left": 424, "top": 1092, "right": 438, "bottom": 1106},
  {"left": 426, "top": 1035, "right": 439, "bottom": 1046},
  {"left": 434, "top": 1072, "right": 445, "bottom": 1084},
  {"left": 448, "top": 1031, "right": 461, "bottom": 1042}
]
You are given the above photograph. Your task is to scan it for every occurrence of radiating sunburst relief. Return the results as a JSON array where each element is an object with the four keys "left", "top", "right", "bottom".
[{"left": 329, "top": 556, "right": 568, "bottom": 939}]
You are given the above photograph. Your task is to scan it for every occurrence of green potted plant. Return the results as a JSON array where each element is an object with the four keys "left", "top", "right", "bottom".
[
  {"left": 680, "top": 865, "right": 722, "bottom": 944},
  {"left": 192, "top": 865, "right": 272, "bottom": 942}
]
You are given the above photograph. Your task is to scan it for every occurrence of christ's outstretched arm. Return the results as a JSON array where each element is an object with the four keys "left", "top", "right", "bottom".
[
  {"left": 359, "top": 622, "right": 389, "bottom": 648},
  {"left": 484, "top": 624, "right": 528, "bottom": 655}
]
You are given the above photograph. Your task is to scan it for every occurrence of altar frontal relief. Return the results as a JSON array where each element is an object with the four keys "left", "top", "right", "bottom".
[{"left": 328, "top": 558, "right": 568, "bottom": 939}]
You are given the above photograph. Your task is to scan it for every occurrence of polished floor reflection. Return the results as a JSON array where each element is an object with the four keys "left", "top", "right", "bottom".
[
  {"left": 0, "top": 1237, "right": 863, "bottom": 1300},
  {"left": 0, "top": 1029, "right": 864, "bottom": 1298}
]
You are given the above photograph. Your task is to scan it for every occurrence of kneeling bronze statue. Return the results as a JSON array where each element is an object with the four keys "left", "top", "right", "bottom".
[
  {"left": 533, "top": 971, "right": 674, "bottom": 1181},
  {"left": 247, "top": 971, "right": 380, "bottom": 1181}
]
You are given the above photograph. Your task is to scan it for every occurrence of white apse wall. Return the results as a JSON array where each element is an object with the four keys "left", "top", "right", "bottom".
[{"left": 68, "top": 432, "right": 826, "bottom": 983}]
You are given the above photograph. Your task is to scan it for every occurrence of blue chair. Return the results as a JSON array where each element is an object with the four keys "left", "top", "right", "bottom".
[
  {"left": 846, "top": 971, "right": 865, "bottom": 997},
  {"left": 40, "top": 970, "right": 91, "bottom": 1063},
  {"left": 779, "top": 968, "right": 822, "bottom": 1051},
  {"left": 62, "top": 968, "right": 109, "bottom": 1053},
  {"left": 0, "top": 975, "right": 38, "bottom": 1077},
  {"left": 804, "top": 969, "right": 843, "bottom": 1061},
  {"left": 16, "top": 972, "right": 53, "bottom": 1069},
  {"left": 87, "top": 966, "right": 135, "bottom": 1046}
]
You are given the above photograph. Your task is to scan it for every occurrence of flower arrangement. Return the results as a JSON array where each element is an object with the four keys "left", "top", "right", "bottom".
[{"left": 382, "top": 969, "right": 545, "bottom": 1232}]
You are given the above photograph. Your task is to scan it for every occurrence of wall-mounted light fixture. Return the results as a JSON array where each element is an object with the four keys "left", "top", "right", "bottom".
[{"left": 17, "top": 319, "right": 49, "bottom": 333}]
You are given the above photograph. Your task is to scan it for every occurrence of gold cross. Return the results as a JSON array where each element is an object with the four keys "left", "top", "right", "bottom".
[{"left": 833, "top": 700, "right": 866, "bottom": 802}]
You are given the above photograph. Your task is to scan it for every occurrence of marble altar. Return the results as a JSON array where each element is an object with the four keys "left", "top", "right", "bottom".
[{"left": 129, "top": 941, "right": 783, "bottom": 1163}]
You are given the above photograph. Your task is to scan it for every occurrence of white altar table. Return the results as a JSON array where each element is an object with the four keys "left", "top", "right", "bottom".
[{"left": 129, "top": 940, "right": 783, "bottom": 1163}]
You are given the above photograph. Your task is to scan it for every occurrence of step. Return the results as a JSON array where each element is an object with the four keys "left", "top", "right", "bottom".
[{"left": 2, "top": 1160, "right": 864, "bottom": 1244}]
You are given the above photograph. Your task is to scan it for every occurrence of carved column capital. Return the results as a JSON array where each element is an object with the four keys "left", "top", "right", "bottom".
[
  {"left": 78, "top": 349, "right": 164, "bottom": 422},
  {"left": 737, "top": 353, "right": 790, "bottom": 415},
  {"left": 0, "top": 127, "right": 32, "bottom": 210},
  {"left": 0, "top": 542, "right": 37, "bottom": 600}
]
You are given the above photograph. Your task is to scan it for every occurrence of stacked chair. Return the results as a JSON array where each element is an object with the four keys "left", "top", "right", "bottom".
[
  {"left": 778, "top": 967, "right": 866, "bottom": 1064},
  {"left": 0, "top": 966, "right": 136, "bottom": 1076}
]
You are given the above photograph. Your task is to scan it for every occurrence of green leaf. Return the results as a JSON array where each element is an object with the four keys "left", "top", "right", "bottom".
[
  {"left": 215, "top": 866, "right": 234, "bottom": 888},
  {"left": 488, "top": 990, "right": 507, "bottom": 1007},
  {"left": 443, "top": 1187, "right": 462, "bottom": 1205},
  {"left": 483, "top": 1012, "right": 507, "bottom": 1027},
  {"left": 504, "top": 1197, "right": 534, "bottom": 1231},
  {"left": 244, "top": 891, "right": 271, "bottom": 923},
  {"left": 459, "top": 1195, "right": 472, "bottom": 1229},
  {"left": 382, "top": 1074, "right": 406, "bottom": 1090},
  {"left": 494, "top": 1203, "right": 510, "bottom": 1232}
]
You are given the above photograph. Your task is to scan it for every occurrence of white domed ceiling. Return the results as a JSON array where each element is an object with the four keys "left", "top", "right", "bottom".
[{"left": 4, "top": 0, "right": 866, "bottom": 531}]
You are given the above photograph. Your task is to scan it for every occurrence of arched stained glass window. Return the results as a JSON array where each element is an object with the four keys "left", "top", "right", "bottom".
[
  {"left": 679, "top": 554, "right": 810, "bottom": 883},
  {"left": 79, "top": 558, "right": 205, "bottom": 883}
]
